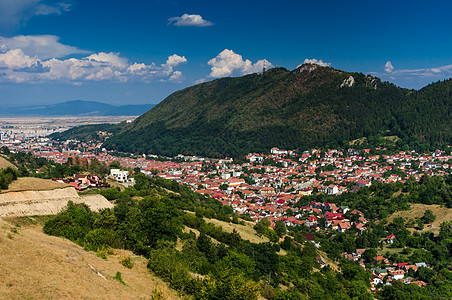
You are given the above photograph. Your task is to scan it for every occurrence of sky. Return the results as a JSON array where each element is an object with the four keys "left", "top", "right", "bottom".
[{"left": 0, "top": 0, "right": 452, "bottom": 106}]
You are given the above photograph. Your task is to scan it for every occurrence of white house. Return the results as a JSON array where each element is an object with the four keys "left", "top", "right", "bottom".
[
  {"left": 373, "top": 278, "right": 383, "bottom": 286},
  {"left": 220, "top": 173, "right": 231, "bottom": 180},
  {"left": 270, "top": 148, "right": 288, "bottom": 155},
  {"left": 248, "top": 154, "right": 263, "bottom": 163},
  {"left": 110, "top": 169, "right": 134, "bottom": 184},
  {"left": 326, "top": 185, "right": 339, "bottom": 195}
]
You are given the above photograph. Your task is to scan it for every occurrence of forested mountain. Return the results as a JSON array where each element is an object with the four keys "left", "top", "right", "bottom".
[
  {"left": 50, "top": 123, "right": 124, "bottom": 142},
  {"left": 1, "top": 100, "right": 154, "bottom": 116},
  {"left": 94, "top": 64, "right": 452, "bottom": 157}
]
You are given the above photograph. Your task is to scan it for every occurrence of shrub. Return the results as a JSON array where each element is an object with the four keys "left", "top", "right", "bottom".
[
  {"left": 113, "top": 271, "right": 126, "bottom": 285},
  {"left": 121, "top": 256, "right": 134, "bottom": 269},
  {"left": 148, "top": 248, "right": 195, "bottom": 292},
  {"left": 84, "top": 228, "right": 122, "bottom": 251}
]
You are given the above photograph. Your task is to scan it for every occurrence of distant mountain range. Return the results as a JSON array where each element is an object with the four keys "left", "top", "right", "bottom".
[{"left": 0, "top": 100, "right": 155, "bottom": 116}]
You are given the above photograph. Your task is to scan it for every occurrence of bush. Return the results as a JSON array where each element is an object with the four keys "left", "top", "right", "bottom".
[
  {"left": 43, "top": 201, "right": 94, "bottom": 244},
  {"left": 148, "top": 248, "right": 194, "bottom": 292},
  {"left": 84, "top": 228, "right": 122, "bottom": 251},
  {"left": 0, "top": 167, "right": 18, "bottom": 190},
  {"left": 121, "top": 256, "right": 134, "bottom": 269},
  {"left": 195, "top": 270, "right": 260, "bottom": 300},
  {"left": 95, "top": 245, "right": 113, "bottom": 260},
  {"left": 113, "top": 271, "right": 126, "bottom": 285}
]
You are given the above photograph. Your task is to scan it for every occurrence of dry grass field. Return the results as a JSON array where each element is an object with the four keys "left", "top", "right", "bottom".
[
  {"left": 185, "top": 211, "right": 270, "bottom": 244},
  {"left": 204, "top": 217, "right": 270, "bottom": 244},
  {"left": 0, "top": 156, "right": 15, "bottom": 170},
  {"left": 2, "top": 177, "right": 70, "bottom": 193},
  {"left": 0, "top": 218, "right": 180, "bottom": 300},
  {"left": 388, "top": 203, "right": 452, "bottom": 235},
  {"left": 106, "top": 179, "right": 126, "bottom": 191}
]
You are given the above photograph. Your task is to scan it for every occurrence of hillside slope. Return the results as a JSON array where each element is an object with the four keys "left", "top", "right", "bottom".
[
  {"left": 0, "top": 156, "right": 16, "bottom": 170},
  {"left": 104, "top": 64, "right": 411, "bottom": 157},
  {"left": 0, "top": 218, "right": 179, "bottom": 299},
  {"left": 388, "top": 203, "right": 452, "bottom": 235}
]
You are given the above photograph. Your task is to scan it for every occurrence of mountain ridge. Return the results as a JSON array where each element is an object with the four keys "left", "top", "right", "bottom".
[
  {"left": 1, "top": 100, "right": 155, "bottom": 116},
  {"left": 51, "top": 64, "right": 452, "bottom": 158},
  {"left": 103, "top": 64, "right": 419, "bottom": 157}
]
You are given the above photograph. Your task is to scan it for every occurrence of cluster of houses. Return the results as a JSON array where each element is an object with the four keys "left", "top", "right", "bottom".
[
  {"left": 370, "top": 261, "right": 428, "bottom": 290},
  {"left": 54, "top": 174, "right": 108, "bottom": 191},
  {"left": 29, "top": 144, "right": 452, "bottom": 232},
  {"left": 304, "top": 202, "right": 367, "bottom": 232},
  {"left": 53, "top": 169, "right": 134, "bottom": 191},
  {"left": 340, "top": 243, "right": 429, "bottom": 290}
]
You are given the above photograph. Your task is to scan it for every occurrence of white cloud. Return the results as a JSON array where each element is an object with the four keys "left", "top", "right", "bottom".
[
  {"left": 385, "top": 61, "right": 394, "bottom": 73},
  {"left": 207, "top": 49, "right": 273, "bottom": 78},
  {"left": 164, "top": 54, "right": 187, "bottom": 67},
  {"left": 34, "top": 2, "right": 72, "bottom": 15},
  {"left": 0, "top": 41, "right": 188, "bottom": 84},
  {"left": 0, "top": 0, "right": 73, "bottom": 28},
  {"left": 86, "top": 52, "right": 128, "bottom": 69},
  {"left": 161, "top": 54, "right": 187, "bottom": 77},
  {"left": 0, "top": 48, "right": 38, "bottom": 68},
  {"left": 0, "top": 35, "right": 88, "bottom": 59},
  {"left": 195, "top": 78, "right": 206, "bottom": 84},
  {"left": 168, "top": 14, "right": 213, "bottom": 27},
  {"left": 127, "top": 62, "right": 147, "bottom": 73},
  {"left": 300, "top": 58, "right": 331, "bottom": 67},
  {"left": 169, "top": 70, "right": 182, "bottom": 81}
]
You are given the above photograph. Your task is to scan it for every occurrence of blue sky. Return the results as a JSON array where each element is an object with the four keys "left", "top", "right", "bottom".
[{"left": 0, "top": 0, "right": 452, "bottom": 106}]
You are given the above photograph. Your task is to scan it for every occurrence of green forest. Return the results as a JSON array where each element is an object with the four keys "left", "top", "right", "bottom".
[
  {"left": 50, "top": 123, "right": 124, "bottom": 143},
  {"left": 96, "top": 65, "right": 452, "bottom": 158},
  {"left": 40, "top": 170, "right": 452, "bottom": 299}
]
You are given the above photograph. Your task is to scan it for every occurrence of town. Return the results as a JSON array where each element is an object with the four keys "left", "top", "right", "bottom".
[{"left": 2, "top": 131, "right": 448, "bottom": 291}]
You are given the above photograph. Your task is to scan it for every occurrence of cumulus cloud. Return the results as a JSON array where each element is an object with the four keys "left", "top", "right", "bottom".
[
  {"left": 385, "top": 61, "right": 394, "bottom": 73},
  {"left": 0, "top": 0, "right": 73, "bottom": 28},
  {"left": 0, "top": 38, "right": 188, "bottom": 84},
  {"left": 299, "top": 58, "right": 331, "bottom": 67},
  {"left": 160, "top": 54, "right": 187, "bottom": 80},
  {"left": 169, "top": 70, "right": 182, "bottom": 81},
  {"left": 87, "top": 52, "right": 128, "bottom": 69},
  {"left": 207, "top": 49, "right": 273, "bottom": 78},
  {"left": 0, "top": 48, "right": 38, "bottom": 68},
  {"left": 168, "top": 14, "right": 213, "bottom": 27},
  {"left": 164, "top": 54, "right": 187, "bottom": 67},
  {"left": 0, "top": 35, "right": 88, "bottom": 59}
]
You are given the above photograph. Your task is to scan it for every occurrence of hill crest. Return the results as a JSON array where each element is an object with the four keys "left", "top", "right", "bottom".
[{"left": 103, "top": 64, "right": 416, "bottom": 157}]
